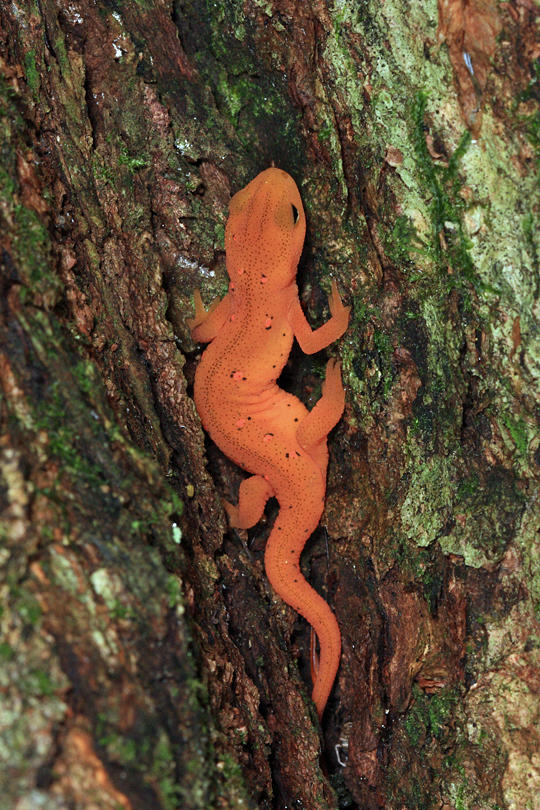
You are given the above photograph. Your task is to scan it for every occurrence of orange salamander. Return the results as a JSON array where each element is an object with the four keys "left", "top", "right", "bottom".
[{"left": 188, "top": 167, "right": 350, "bottom": 718}]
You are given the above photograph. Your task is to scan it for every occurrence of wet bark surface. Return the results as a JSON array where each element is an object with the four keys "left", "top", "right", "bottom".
[{"left": 0, "top": 1, "right": 538, "bottom": 808}]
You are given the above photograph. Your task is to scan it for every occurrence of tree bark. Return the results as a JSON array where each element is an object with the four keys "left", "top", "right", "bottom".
[{"left": 0, "top": 1, "right": 538, "bottom": 809}]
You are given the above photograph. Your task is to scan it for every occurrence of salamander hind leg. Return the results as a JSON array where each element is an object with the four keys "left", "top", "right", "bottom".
[
  {"left": 224, "top": 474, "right": 275, "bottom": 529},
  {"left": 296, "top": 359, "right": 346, "bottom": 452}
]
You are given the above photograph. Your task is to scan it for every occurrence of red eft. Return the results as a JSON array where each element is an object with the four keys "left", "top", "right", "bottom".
[{"left": 188, "top": 168, "right": 350, "bottom": 718}]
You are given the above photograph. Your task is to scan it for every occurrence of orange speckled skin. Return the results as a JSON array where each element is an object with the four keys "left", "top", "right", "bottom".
[{"left": 188, "top": 168, "right": 350, "bottom": 718}]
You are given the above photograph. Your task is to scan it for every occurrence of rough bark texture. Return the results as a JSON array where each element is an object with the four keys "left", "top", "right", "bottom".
[{"left": 0, "top": 1, "right": 538, "bottom": 809}]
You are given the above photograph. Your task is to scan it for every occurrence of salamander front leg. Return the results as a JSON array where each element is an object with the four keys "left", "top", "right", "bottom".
[
  {"left": 188, "top": 290, "right": 231, "bottom": 343},
  {"left": 224, "top": 474, "right": 274, "bottom": 529},
  {"left": 288, "top": 280, "right": 350, "bottom": 354}
]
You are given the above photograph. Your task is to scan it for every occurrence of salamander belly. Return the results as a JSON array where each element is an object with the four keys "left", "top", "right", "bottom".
[{"left": 198, "top": 378, "right": 307, "bottom": 479}]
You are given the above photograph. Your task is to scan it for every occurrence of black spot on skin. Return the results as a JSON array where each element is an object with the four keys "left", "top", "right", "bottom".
[
  {"left": 242, "top": 377, "right": 247, "bottom": 380},
  {"left": 294, "top": 417, "right": 298, "bottom": 422},
  {"left": 285, "top": 453, "right": 289, "bottom": 458},
  {"left": 265, "top": 324, "right": 272, "bottom": 330}
]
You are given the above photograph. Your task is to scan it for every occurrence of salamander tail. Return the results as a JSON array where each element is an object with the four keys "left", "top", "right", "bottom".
[{"left": 264, "top": 510, "right": 341, "bottom": 719}]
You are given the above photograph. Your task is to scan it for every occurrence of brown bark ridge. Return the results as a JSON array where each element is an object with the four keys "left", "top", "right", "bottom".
[{"left": 0, "top": 1, "right": 538, "bottom": 808}]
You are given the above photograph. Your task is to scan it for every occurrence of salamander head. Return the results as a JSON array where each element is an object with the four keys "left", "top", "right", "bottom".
[{"left": 225, "top": 168, "right": 306, "bottom": 289}]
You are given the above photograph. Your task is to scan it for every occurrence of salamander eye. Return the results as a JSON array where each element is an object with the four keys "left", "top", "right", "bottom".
[{"left": 275, "top": 200, "right": 299, "bottom": 228}]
